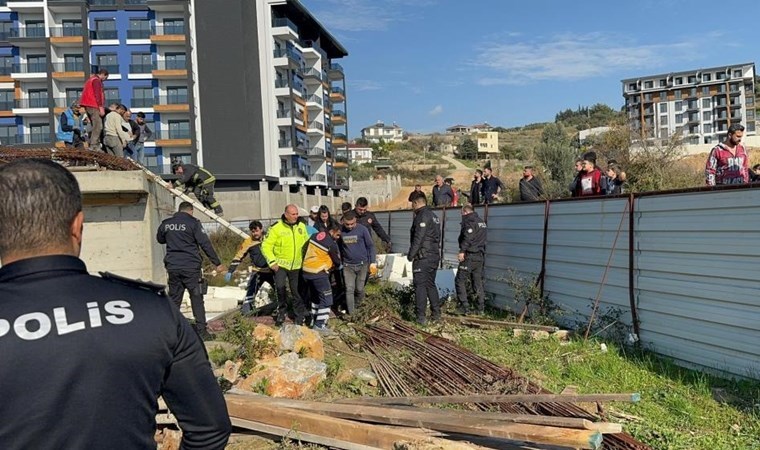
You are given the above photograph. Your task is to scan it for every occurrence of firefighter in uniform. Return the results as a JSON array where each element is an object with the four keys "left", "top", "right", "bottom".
[
  {"left": 454, "top": 204, "right": 487, "bottom": 315},
  {"left": 225, "top": 220, "right": 274, "bottom": 314},
  {"left": 172, "top": 161, "right": 224, "bottom": 216},
  {"left": 407, "top": 194, "right": 442, "bottom": 325},
  {"left": 157, "top": 201, "right": 225, "bottom": 339},
  {"left": 0, "top": 159, "right": 231, "bottom": 449}
]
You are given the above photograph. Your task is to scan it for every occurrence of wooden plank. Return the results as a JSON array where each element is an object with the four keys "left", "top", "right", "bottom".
[
  {"left": 442, "top": 316, "right": 559, "bottom": 332},
  {"left": 337, "top": 393, "right": 640, "bottom": 406},
  {"left": 228, "top": 395, "right": 602, "bottom": 450},
  {"left": 225, "top": 395, "right": 481, "bottom": 450},
  {"left": 230, "top": 417, "right": 382, "bottom": 450}
]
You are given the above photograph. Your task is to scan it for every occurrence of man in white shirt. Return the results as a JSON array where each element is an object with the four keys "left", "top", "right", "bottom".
[{"left": 103, "top": 103, "right": 131, "bottom": 157}]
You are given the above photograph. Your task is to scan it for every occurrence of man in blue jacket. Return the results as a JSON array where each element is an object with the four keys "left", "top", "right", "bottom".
[
  {"left": 338, "top": 210, "right": 376, "bottom": 315},
  {"left": 56, "top": 102, "right": 86, "bottom": 149}
]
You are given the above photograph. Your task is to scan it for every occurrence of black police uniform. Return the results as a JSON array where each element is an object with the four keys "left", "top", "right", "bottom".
[
  {"left": 157, "top": 210, "right": 221, "bottom": 332},
  {"left": 455, "top": 211, "right": 487, "bottom": 314},
  {"left": 355, "top": 208, "right": 392, "bottom": 250},
  {"left": 407, "top": 205, "right": 441, "bottom": 324},
  {"left": 0, "top": 255, "right": 231, "bottom": 449}
]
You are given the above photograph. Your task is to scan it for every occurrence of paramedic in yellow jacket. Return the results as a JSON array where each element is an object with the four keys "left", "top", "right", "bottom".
[
  {"left": 261, "top": 204, "right": 311, "bottom": 326},
  {"left": 302, "top": 221, "right": 342, "bottom": 334}
]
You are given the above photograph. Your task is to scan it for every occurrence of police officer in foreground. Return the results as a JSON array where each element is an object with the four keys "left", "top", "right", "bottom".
[
  {"left": 157, "top": 201, "right": 225, "bottom": 340},
  {"left": 0, "top": 159, "right": 231, "bottom": 449},
  {"left": 407, "top": 193, "right": 442, "bottom": 325},
  {"left": 454, "top": 204, "right": 487, "bottom": 315}
]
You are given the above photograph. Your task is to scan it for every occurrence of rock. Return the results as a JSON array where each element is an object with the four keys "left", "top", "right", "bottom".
[
  {"left": 253, "top": 282, "right": 274, "bottom": 308},
  {"left": 223, "top": 360, "right": 242, "bottom": 383},
  {"left": 513, "top": 328, "right": 525, "bottom": 337},
  {"left": 238, "top": 352, "right": 327, "bottom": 398},
  {"left": 553, "top": 330, "right": 570, "bottom": 340},
  {"left": 213, "top": 368, "right": 224, "bottom": 378},
  {"left": 279, "top": 325, "right": 324, "bottom": 361},
  {"left": 252, "top": 324, "right": 281, "bottom": 360},
  {"left": 530, "top": 330, "right": 550, "bottom": 340},
  {"left": 157, "top": 428, "right": 181, "bottom": 450},
  {"left": 352, "top": 367, "right": 378, "bottom": 385}
]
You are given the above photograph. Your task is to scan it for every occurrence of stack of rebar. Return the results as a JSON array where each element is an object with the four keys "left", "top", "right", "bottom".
[
  {"left": 359, "top": 318, "right": 652, "bottom": 450},
  {"left": 0, "top": 147, "right": 139, "bottom": 171}
]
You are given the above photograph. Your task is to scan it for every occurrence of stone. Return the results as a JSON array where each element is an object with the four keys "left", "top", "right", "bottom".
[
  {"left": 251, "top": 324, "right": 281, "bottom": 360},
  {"left": 553, "top": 330, "right": 571, "bottom": 340},
  {"left": 530, "top": 330, "right": 550, "bottom": 340},
  {"left": 279, "top": 325, "right": 324, "bottom": 361},
  {"left": 222, "top": 360, "right": 242, "bottom": 383},
  {"left": 237, "top": 352, "right": 327, "bottom": 398},
  {"left": 513, "top": 328, "right": 525, "bottom": 337}
]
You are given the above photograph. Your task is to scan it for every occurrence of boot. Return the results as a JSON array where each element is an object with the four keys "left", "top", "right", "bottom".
[{"left": 214, "top": 206, "right": 224, "bottom": 217}]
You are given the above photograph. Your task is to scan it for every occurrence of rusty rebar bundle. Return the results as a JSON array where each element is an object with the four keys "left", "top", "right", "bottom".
[
  {"left": 359, "top": 318, "right": 651, "bottom": 450},
  {"left": 0, "top": 147, "right": 139, "bottom": 171}
]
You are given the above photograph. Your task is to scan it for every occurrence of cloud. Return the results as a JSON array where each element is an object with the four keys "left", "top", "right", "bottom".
[
  {"left": 428, "top": 105, "right": 443, "bottom": 116},
  {"left": 473, "top": 32, "right": 703, "bottom": 85},
  {"left": 307, "top": 0, "right": 435, "bottom": 32},
  {"left": 352, "top": 79, "right": 382, "bottom": 91}
]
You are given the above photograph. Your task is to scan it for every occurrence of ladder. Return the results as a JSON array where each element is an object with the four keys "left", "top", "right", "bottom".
[{"left": 130, "top": 159, "right": 249, "bottom": 239}]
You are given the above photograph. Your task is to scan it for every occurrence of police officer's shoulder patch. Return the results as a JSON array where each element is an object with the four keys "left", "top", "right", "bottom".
[
  {"left": 420, "top": 222, "right": 426, "bottom": 227},
  {"left": 467, "top": 228, "right": 473, "bottom": 233},
  {"left": 99, "top": 271, "right": 167, "bottom": 296},
  {"left": 368, "top": 218, "right": 373, "bottom": 224}
]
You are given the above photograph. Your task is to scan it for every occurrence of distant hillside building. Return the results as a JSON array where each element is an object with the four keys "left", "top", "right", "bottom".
[
  {"left": 476, "top": 131, "right": 499, "bottom": 156},
  {"left": 446, "top": 122, "right": 492, "bottom": 135},
  {"left": 361, "top": 121, "right": 404, "bottom": 143},
  {"left": 578, "top": 126, "right": 612, "bottom": 144},
  {"left": 348, "top": 143, "right": 373, "bottom": 164},
  {"left": 622, "top": 63, "right": 756, "bottom": 145}
]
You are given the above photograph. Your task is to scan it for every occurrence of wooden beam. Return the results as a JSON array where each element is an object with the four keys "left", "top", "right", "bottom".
[
  {"left": 227, "top": 395, "right": 602, "bottom": 450},
  {"left": 337, "top": 393, "right": 640, "bottom": 406},
  {"left": 230, "top": 417, "right": 382, "bottom": 450},
  {"left": 441, "top": 316, "right": 560, "bottom": 332}
]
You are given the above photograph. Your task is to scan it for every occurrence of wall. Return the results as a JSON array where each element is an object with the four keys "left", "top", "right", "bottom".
[
  {"left": 76, "top": 170, "right": 174, "bottom": 284},
  {"left": 371, "top": 187, "right": 760, "bottom": 379}
]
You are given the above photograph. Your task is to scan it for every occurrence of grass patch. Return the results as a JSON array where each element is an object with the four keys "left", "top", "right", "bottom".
[{"left": 454, "top": 328, "right": 760, "bottom": 450}]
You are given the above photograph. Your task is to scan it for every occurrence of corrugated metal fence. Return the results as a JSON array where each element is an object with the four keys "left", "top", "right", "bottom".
[{"left": 372, "top": 187, "right": 760, "bottom": 379}]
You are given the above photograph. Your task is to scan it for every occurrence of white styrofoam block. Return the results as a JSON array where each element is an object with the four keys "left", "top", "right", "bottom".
[
  {"left": 213, "top": 286, "right": 246, "bottom": 300},
  {"left": 388, "top": 276, "right": 412, "bottom": 289},
  {"left": 204, "top": 296, "right": 238, "bottom": 312},
  {"left": 382, "top": 255, "right": 407, "bottom": 280},
  {"left": 404, "top": 260, "right": 413, "bottom": 278}
]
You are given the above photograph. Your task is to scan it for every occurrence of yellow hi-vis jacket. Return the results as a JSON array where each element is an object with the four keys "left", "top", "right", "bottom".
[
  {"left": 302, "top": 230, "right": 342, "bottom": 274},
  {"left": 260, "top": 217, "right": 310, "bottom": 271}
]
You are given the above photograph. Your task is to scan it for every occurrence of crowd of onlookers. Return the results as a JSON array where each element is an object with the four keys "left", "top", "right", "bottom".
[{"left": 56, "top": 68, "right": 152, "bottom": 163}]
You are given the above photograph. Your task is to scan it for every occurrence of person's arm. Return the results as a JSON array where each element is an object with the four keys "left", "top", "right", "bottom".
[
  {"left": 742, "top": 149, "right": 750, "bottom": 183},
  {"left": 161, "top": 310, "right": 232, "bottom": 449},
  {"left": 535, "top": 178, "right": 545, "bottom": 197},
  {"left": 260, "top": 228, "right": 279, "bottom": 270},
  {"left": 364, "top": 227, "right": 376, "bottom": 265},
  {"left": 227, "top": 237, "right": 252, "bottom": 274},
  {"left": 407, "top": 213, "right": 427, "bottom": 261},
  {"left": 194, "top": 222, "right": 222, "bottom": 267},
  {"left": 144, "top": 123, "right": 153, "bottom": 139},
  {"left": 328, "top": 240, "right": 342, "bottom": 268},
  {"left": 60, "top": 113, "right": 73, "bottom": 132},
  {"left": 705, "top": 147, "right": 718, "bottom": 186},
  {"left": 370, "top": 213, "right": 391, "bottom": 245},
  {"left": 93, "top": 79, "right": 104, "bottom": 108},
  {"left": 156, "top": 222, "right": 166, "bottom": 244}
]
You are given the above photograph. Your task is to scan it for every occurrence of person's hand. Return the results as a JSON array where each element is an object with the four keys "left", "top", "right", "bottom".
[
  {"left": 216, "top": 264, "right": 226, "bottom": 273},
  {"left": 458, "top": 252, "right": 465, "bottom": 262},
  {"left": 270, "top": 263, "right": 280, "bottom": 272},
  {"left": 224, "top": 272, "right": 233, "bottom": 283},
  {"left": 385, "top": 242, "right": 392, "bottom": 252},
  {"left": 98, "top": 107, "right": 105, "bottom": 117}
]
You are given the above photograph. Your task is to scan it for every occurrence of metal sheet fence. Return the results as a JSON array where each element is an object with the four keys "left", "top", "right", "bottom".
[{"left": 372, "top": 189, "right": 760, "bottom": 379}]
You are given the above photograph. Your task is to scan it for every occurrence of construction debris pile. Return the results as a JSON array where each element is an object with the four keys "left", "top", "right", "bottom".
[{"left": 0, "top": 148, "right": 139, "bottom": 171}]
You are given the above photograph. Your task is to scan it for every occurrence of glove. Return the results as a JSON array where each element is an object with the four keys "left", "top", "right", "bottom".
[
  {"left": 224, "top": 272, "right": 233, "bottom": 283},
  {"left": 385, "top": 242, "right": 392, "bottom": 253}
]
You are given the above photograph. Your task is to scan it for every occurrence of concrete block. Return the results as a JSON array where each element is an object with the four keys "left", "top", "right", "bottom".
[
  {"left": 404, "top": 260, "right": 413, "bottom": 278},
  {"left": 204, "top": 296, "right": 238, "bottom": 313},
  {"left": 213, "top": 286, "right": 245, "bottom": 300},
  {"left": 382, "top": 255, "right": 407, "bottom": 280},
  {"left": 388, "top": 276, "right": 412, "bottom": 289}
]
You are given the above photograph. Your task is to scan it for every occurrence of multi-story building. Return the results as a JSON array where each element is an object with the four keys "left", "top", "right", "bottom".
[
  {"left": 475, "top": 131, "right": 498, "bottom": 157},
  {"left": 347, "top": 143, "right": 371, "bottom": 164},
  {"left": 0, "top": 0, "right": 348, "bottom": 191},
  {"left": 622, "top": 63, "right": 756, "bottom": 145},
  {"left": 360, "top": 120, "right": 403, "bottom": 143}
]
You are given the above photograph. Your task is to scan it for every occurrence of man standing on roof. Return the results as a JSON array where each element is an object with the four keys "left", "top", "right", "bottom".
[
  {"left": 706, "top": 123, "right": 749, "bottom": 186},
  {"left": 79, "top": 68, "right": 108, "bottom": 152},
  {"left": 172, "top": 161, "right": 224, "bottom": 216}
]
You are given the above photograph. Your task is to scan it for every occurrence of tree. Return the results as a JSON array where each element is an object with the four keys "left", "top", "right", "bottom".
[
  {"left": 535, "top": 122, "right": 576, "bottom": 198},
  {"left": 457, "top": 137, "right": 478, "bottom": 160}
]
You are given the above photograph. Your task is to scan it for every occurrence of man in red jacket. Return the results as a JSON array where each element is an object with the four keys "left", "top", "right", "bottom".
[
  {"left": 575, "top": 151, "right": 603, "bottom": 197},
  {"left": 80, "top": 69, "right": 109, "bottom": 151},
  {"left": 706, "top": 123, "right": 749, "bottom": 186}
]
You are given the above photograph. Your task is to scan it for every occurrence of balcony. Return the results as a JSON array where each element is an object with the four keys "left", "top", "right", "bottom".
[
  {"left": 13, "top": 98, "right": 49, "bottom": 115},
  {"left": 154, "top": 129, "right": 191, "bottom": 147},
  {"left": 327, "top": 63, "right": 344, "bottom": 80},
  {"left": 53, "top": 97, "right": 81, "bottom": 113},
  {"left": 49, "top": 26, "right": 84, "bottom": 46},
  {"left": 127, "top": 29, "right": 151, "bottom": 40},
  {"left": 278, "top": 139, "right": 292, "bottom": 148},
  {"left": 271, "top": 17, "right": 298, "bottom": 39},
  {"left": 7, "top": 27, "right": 46, "bottom": 45},
  {"left": 131, "top": 97, "right": 155, "bottom": 108},
  {"left": 305, "top": 94, "right": 323, "bottom": 106},
  {"left": 153, "top": 94, "right": 189, "bottom": 112},
  {"left": 129, "top": 63, "right": 153, "bottom": 74},
  {"left": 273, "top": 48, "right": 300, "bottom": 67},
  {"left": 331, "top": 110, "right": 346, "bottom": 124},
  {"left": 280, "top": 167, "right": 307, "bottom": 179},
  {"left": 307, "top": 121, "right": 324, "bottom": 133},
  {"left": 307, "top": 146, "right": 325, "bottom": 158},
  {"left": 124, "top": 0, "right": 147, "bottom": 4},
  {"left": 91, "top": 64, "right": 119, "bottom": 75},
  {"left": 151, "top": 25, "right": 186, "bottom": 43},
  {"left": 300, "top": 67, "right": 321, "bottom": 83},
  {"left": 329, "top": 86, "right": 345, "bottom": 102},
  {"left": 152, "top": 60, "right": 187, "bottom": 79},
  {"left": 6, "top": 1, "right": 44, "bottom": 11},
  {"left": 332, "top": 133, "right": 347, "bottom": 145},
  {"left": 14, "top": 133, "right": 51, "bottom": 144},
  {"left": 11, "top": 62, "right": 47, "bottom": 79},
  {"left": 0, "top": 100, "right": 13, "bottom": 117},
  {"left": 89, "top": 29, "right": 118, "bottom": 40},
  {"left": 88, "top": 0, "right": 117, "bottom": 6},
  {"left": 51, "top": 62, "right": 85, "bottom": 80}
]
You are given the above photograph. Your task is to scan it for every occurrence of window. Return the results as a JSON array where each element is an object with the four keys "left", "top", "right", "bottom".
[
  {"left": 702, "top": 98, "right": 711, "bottom": 108},
  {"left": 703, "top": 111, "right": 711, "bottom": 121},
  {"left": 660, "top": 128, "right": 669, "bottom": 138},
  {"left": 703, "top": 123, "right": 712, "bottom": 133},
  {"left": 0, "top": 55, "right": 13, "bottom": 75},
  {"left": 734, "top": 69, "right": 742, "bottom": 78},
  {"left": 0, "top": 90, "right": 12, "bottom": 110},
  {"left": 690, "top": 87, "right": 697, "bottom": 97},
  {"left": 660, "top": 116, "right": 668, "bottom": 125},
  {"left": 64, "top": 54, "right": 84, "bottom": 72},
  {"left": 166, "top": 86, "right": 188, "bottom": 104},
  {"left": 674, "top": 101, "right": 682, "bottom": 111},
  {"left": 127, "top": 19, "right": 150, "bottom": 39},
  {"left": 62, "top": 20, "right": 82, "bottom": 37},
  {"left": 0, "top": 125, "right": 18, "bottom": 144},
  {"left": 747, "top": 110, "right": 755, "bottom": 121},
  {"left": 747, "top": 97, "right": 755, "bottom": 106},
  {"left": 96, "top": 53, "right": 118, "bottom": 73},
  {"left": 27, "top": 54, "right": 46, "bottom": 73},
  {"left": 164, "top": 52, "right": 186, "bottom": 70},
  {"left": 628, "top": 82, "right": 636, "bottom": 90},
  {"left": 717, "top": 84, "right": 726, "bottom": 94},
  {"left": 675, "top": 90, "right": 682, "bottom": 99},
  {"left": 132, "top": 86, "right": 154, "bottom": 107},
  {"left": 65, "top": 88, "right": 82, "bottom": 106},
  {"left": 675, "top": 113, "right": 683, "bottom": 123},
  {"left": 163, "top": 18, "right": 185, "bottom": 35},
  {"left": 659, "top": 103, "right": 667, "bottom": 113},
  {"left": 644, "top": 93, "right": 653, "bottom": 101},
  {"left": 703, "top": 73, "right": 711, "bottom": 82},
  {"left": 716, "top": 72, "right": 725, "bottom": 80},
  {"left": 130, "top": 52, "right": 152, "bottom": 73},
  {"left": 644, "top": 80, "right": 653, "bottom": 89},
  {"left": 748, "top": 123, "right": 756, "bottom": 133},
  {"left": 93, "top": 19, "right": 117, "bottom": 39},
  {"left": 27, "top": 89, "right": 48, "bottom": 108},
  {"left": 168, "top": 120, "right": 190, "bottom": 139},
  {"left": 104, "top": 88, "right": 120, "bottom": 104},
  {"left": 659, "top": 79, "right": 667, "bottom": 87},
  {"left": 702, "top": 86, "right": 710, "bottom": 95},
  {"left": 29, "top": 123, "right": 50, "bottom": 144},
  {"left": 25, "top": 20, "right": 45, "bottom": 38},
  {"left": 675, "top": 77, "right": 683, "bottom": 85},
  {"left": 687, "top": 75, "right": 696, "bottom": 84},
  {"left": 0, "top": 21, "right": 13, "bottom": 40}
]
